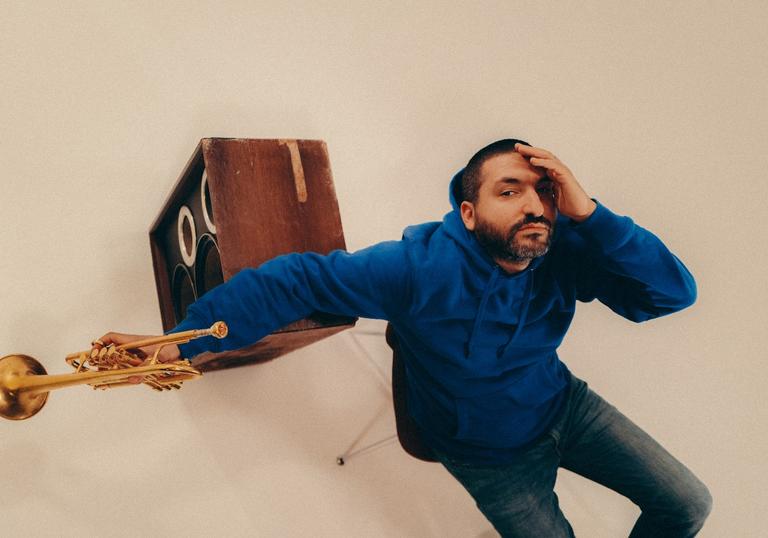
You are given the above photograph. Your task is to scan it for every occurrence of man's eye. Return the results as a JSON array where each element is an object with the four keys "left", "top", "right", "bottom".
[{"left": 501, "top": 190, "right": 518, "bottom": 197}]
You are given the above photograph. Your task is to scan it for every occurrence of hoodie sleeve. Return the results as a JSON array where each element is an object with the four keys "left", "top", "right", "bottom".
[
  {"left": 165, "top": 240, "right": 411, "bottom": 357},
  {"left": 568, "top": 199, "right": 697, "bottom": 322}
]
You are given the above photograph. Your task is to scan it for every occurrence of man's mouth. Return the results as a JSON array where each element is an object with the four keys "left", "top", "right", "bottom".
[{"left": 518, "top": 225, "right": 549, "bottom": 232}]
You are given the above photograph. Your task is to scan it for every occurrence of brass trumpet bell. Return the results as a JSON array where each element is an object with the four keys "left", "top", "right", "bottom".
[
  {"left": 0, "top": 354, "right": 49, "bottom": 420},
  {"left": 0, "top": 321, "right": 227, "bottom": 421}
]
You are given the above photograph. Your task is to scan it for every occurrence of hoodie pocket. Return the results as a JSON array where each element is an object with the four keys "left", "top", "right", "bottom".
[{"left": 453, "top": 361, "right": 566, "bottom": 448}]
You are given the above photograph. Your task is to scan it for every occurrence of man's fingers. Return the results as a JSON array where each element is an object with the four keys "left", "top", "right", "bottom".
[
  {"left": 89, "top": 332, "right": 161, "bottom": 365},
  {"left": 91, "top": 332, "right": 151, "bottom": 351},
  {"left": 91, "top": 332, "right": 124, "bottom": 353},
  {"left": 515, "top": 143, "right": 555, "bottom": 159},
  {"left": 88, "top": 333, "right": 180, "bottom": 369},
  {"left": 99, "top": 332, "right": 141, "bottom": 347},
  {"left": 528, "top": 157, "right": 568, "bottom": 179}
]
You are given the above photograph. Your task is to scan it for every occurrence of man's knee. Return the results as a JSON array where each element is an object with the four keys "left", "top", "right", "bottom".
[
  {"left": 655, "top": 476, "right": 713, "bottom": 532},
  {"left": 681, "top": 480, "right": 713, "bottom": 526}
]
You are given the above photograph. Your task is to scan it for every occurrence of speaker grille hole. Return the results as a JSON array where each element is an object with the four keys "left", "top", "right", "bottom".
[
  {"left": 195, "top": 234, "right": 224, "bottom": 296},
  {"left": 172, "top": 265, "right": 197, "bottom": 324},
  {"left": 177, "top": 205, "right": 196, "bottom": 267},
  {"left": 201, "top": 170, "right": 216, "bottom": 234}
]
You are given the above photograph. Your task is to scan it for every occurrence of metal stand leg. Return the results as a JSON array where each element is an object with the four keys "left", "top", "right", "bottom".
[
  {"left": 336, "top": 434, "right": 398, "bottom": 465},
  {"left": 336, "top": 327, "right": 396, "bottom": 465}
]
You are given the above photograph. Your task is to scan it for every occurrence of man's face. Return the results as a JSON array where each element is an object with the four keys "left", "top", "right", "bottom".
[{"left": 460, "top": 151, "right": 557, "bottom": 263}]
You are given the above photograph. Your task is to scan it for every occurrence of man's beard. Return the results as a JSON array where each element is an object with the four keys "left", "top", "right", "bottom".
[{"left": 473, "top": 215, "right": 554, "bottom": 263}]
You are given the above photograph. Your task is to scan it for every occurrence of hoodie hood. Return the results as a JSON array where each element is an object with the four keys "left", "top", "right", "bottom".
[{"left": 449, "top": 168, "right": 465, "bottom": 212}]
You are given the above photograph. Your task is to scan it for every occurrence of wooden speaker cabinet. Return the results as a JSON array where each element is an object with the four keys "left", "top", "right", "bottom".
[{"left": 149, "top": 138, "right": 356, "bottom": 372}]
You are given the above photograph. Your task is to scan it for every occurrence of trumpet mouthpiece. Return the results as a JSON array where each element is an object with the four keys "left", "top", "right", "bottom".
[{"left": 210, "top": 321, "right": 228, "bottom": 339}]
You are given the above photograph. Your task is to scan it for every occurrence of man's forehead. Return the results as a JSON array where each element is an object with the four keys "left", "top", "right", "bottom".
[{"left": 480, "top": 152, "right": 546, "bottom": 184}]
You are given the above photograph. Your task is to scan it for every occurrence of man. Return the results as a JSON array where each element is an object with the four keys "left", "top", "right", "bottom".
[{"left": 97, "top": 139, "right": 712, "bottom": 537}]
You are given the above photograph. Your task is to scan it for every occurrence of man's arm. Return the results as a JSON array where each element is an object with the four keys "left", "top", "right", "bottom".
[
  {"left": 166, "top": 240, "right": 412, "bottom": 357},
  {"left": 566, "top": 200, "right": 697, "bottom": 322},
  {"left": 512, "top": 143, "right": 695, "bottom": 321}
]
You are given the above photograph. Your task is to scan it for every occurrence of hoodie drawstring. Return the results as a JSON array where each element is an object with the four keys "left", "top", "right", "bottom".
[
  {"left": 465, "top": 266, "right": 500, "bottom": 358},
  {"left": 498, "top": 270, "right": 535, "bottom": 358},
  {"left": 513, "top": 270, "right": 534, "bottom": 341}
]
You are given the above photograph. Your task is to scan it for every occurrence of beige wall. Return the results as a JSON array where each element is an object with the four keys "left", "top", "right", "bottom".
[{"left": 1, "top": 2, "right": 765, "bottom": 536}]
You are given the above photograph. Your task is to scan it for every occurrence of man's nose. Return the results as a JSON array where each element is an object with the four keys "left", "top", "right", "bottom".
[{"left": 521, "top": 189, "right": 545, "bottom": 216}]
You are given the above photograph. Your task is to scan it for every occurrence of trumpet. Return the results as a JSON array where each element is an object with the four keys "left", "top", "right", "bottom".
[{"left": 0, "top": 321, "right": 228, "bottom": 421}]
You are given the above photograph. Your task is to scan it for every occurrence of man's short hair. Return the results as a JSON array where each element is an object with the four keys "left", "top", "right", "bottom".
[{"left": 461, "top": 138, "right": 531, "bottom": 203}]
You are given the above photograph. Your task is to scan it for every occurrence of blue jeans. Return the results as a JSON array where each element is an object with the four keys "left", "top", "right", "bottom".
[{"left": 431, "top": 374, "right": 713, "bottom": 537}]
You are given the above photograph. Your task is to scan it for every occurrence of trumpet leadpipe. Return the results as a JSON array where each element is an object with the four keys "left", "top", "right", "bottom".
[{"left": 64, "top": 320, "right": 229, "bottom": 363}]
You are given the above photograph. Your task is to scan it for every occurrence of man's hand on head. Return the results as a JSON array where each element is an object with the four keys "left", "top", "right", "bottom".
[{"left": 514, "top": 143, "right": 597, "bottom": 223}]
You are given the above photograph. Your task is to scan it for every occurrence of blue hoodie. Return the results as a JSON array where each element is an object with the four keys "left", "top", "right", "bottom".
[{"left": 168, "top": 168, "right": 697, "bottom": 464}]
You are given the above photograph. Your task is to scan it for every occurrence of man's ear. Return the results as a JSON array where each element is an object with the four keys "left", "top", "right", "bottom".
[{"left": 460, "top": 201, "right": 476, "bottom": 231}]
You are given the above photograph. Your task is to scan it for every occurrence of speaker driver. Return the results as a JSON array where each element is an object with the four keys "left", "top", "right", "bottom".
[
  {"left": 195, "top": 233, "right": 224, "bottom": 296},
  {"left": 177, "top": 205, "right": 197, "bottom": 267},
  {"left": 171, "top": 264, "right": 197, "bottom": 324}
]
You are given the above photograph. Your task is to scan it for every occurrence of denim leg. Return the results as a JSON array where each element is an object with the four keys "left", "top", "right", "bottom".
[
  {"left": 553, "top": 376, "right": 713, "bottom": 537},
  {"left": 433, "top": 432, "right": 575, "bottom": 538}
]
